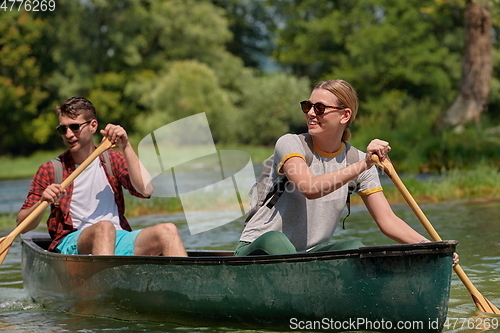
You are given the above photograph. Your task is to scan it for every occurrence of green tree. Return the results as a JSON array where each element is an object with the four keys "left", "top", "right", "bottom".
[
  {"left": 266, "top": 0, "right": 487, "bottom": 171},
  {"left": 211, "top": 0, "right": 277, "bottom": 68},
  {"left": 0, "top": 11, "right": 51, "bottom": 155},
  {"left": 440, "top": 0, "right": 495, "bottom": 131},
  {"left": 130, "top": 60, "right": 236, "bottom": 143},
  {"left": 234, "top": 72, "right": 310, "bottom": 145},
  {"left": 1, "top": 0, "right": 254, "bottom": 153},
  {"left": 268, "top": 0, "right": 462, "bottom": 104},
  {"left": 47, "top": 0, "right": 235, "bottom": 128}
]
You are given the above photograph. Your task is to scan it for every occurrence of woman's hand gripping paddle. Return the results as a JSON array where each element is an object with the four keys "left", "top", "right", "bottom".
[
  {"left": 371, "top": 154, "right": 500, "bottom": 314},
  {"left": 0, "top": 138, "right": 114, "bottom": 265}
]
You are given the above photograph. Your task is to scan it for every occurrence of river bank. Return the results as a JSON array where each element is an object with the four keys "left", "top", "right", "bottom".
[
  {"left": 121, "top": 161, "right": 500, "bottom": 217},
  {"left": 3, "top": 146, "right": 500, "bottom": 221},
  {"left": 0, "top": 144, "right": 274, "bottom": 180}
]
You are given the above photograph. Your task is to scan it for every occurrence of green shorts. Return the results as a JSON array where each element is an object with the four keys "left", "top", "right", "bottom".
[
  {"left": 234, "top": 230, "right": 364, "bottom": 256},
  {"left": 234, "top": 231, "right": 296, "bottom": 256},
  {"left": 55, "top": 229, "right": 142, "bottom": 255}
]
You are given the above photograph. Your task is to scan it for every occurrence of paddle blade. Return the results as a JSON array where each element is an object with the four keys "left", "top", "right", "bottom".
[
  {"left": 473, "top": 294, "right": 500, "bottom": 314},
  {"left": 0, "top": 235, "right": 13, "bottom": 265},
  {"left": 454, "top": 264, "right": 500, "bottom": 314}
]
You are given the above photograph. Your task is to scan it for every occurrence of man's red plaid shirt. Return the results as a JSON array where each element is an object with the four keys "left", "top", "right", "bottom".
[{"left": 20, "top": 148, "right": 149, "bottom": 251}]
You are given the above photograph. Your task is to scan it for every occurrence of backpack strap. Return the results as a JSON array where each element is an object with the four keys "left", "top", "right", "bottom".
[
  {"left": 342, "top": 142, "right": 361, "bottom": 229},
  {"left": 50, "top": 151, "right": 113, "bottom": 184},
  {"left": 244, "top": 134, "right": 313, "bottom": 223},
  {"left": 244, "top": 155, "right": 274, "bottom": 223},
  {"left": 245, "top": 135, "right": 362, "bottom": 227},
  {"left": 101, "top": 150, "right": 113, "bottom": 177},
  {"left": 51, "top": 157, "right": 63, "bottom": 185}
]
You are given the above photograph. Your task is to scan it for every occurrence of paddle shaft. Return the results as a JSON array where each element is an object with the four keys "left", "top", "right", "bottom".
[
  {"left": 373, "top": 157, "right": 441, "bottom": 241},
  {"left": 19, "top": 137, "right": 113, "bottom": 235},
  {"left": 371, "top": 155, "right": 500, "bottom": 314},
  {"left": 0, "top": 138, "right": 114, "bottom": 264}
]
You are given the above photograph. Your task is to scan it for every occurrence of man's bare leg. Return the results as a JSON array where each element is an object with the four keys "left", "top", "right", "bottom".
[
  {"left": 78, "top": 220, "right": 116, "bottom": 255},
  {"left": 134, "top": 223, "right": 187, "bottom": 257}
]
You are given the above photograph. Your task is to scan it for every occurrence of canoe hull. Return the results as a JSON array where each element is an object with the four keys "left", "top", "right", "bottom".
[{"left": 21, "top": 232, "right": 456, "bottom": 332}]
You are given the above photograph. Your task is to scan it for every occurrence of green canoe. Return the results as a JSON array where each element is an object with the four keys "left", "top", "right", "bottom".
[{"left": 21, "top": 232, "right": 456, "bottom": 332}]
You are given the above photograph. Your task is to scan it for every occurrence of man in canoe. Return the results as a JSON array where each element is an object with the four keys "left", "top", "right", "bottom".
[
  {"left": 236, "top": 79, "right": 458, "bottom": 265},
  {"left": 17, "top": 97, "right": 187, "bottom": 257}
]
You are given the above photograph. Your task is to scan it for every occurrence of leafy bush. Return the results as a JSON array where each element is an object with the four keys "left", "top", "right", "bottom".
[{"left": 234, "top": 73, "right": 310, "bottom": 146}]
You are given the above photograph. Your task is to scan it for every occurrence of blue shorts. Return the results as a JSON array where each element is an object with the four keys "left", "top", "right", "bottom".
[{"left": 55, "top": 229, "right": 142, "bottom": 255}]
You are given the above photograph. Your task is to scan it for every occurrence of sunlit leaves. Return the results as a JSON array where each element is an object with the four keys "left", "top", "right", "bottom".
[{"left": 0, "top": 11, "right": 49, "bottom": 153}]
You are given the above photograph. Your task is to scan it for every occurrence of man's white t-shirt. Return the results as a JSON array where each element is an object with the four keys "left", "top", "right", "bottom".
[{"left": 70, "top": 158, "right": 122, "bottom": 230}]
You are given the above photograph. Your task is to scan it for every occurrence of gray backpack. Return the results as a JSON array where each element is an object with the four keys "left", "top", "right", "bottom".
[{"left": 245, "top": 133, "right": 360, "bottom": 228}]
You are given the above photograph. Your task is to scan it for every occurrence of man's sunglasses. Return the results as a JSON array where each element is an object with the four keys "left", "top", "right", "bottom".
[
  {"left": 56, "top": 120, "right": 92, "bottom": 135},
  {"left": 300, "top": 100, "right": 345, "bottom": 116}
]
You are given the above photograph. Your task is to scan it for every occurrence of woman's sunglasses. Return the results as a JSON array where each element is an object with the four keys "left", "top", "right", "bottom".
[
  {"left": 56, "top": 120, "right": 92, "bottom": 135},
  {"left": 300, "top": 100, "right": 344, "bottom": 116}
]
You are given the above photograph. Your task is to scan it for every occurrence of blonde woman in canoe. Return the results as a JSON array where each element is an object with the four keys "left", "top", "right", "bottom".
[{"left": 236, "top": 79, "right": 458, "bottom": 265}]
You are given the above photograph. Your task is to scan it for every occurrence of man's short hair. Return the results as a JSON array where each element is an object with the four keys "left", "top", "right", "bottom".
[{"left": 56, "top": 97, "right": 97, "bottom": 120}]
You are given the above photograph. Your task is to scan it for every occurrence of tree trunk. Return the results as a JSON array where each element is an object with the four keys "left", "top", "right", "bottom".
[{"left": 440, "top": 0, "right": 492, "bottom": 132}]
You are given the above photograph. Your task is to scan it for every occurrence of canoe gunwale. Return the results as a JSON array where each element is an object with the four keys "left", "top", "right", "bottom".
[{"left": 21, "top": 231, "right": 457, "bottom": 266}]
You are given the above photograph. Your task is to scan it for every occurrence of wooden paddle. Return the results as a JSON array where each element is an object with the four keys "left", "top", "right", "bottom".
[
  {"left": 371, "top": 154, "right": 500, "bottom": 314},
  {"left": 0, "top": 137, "right": 114, "bottom": 265}
]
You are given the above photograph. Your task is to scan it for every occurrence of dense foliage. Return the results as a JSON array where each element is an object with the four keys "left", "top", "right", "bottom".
[{"left": 0, "top": 0, "right": 499, "bottom": 172}]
